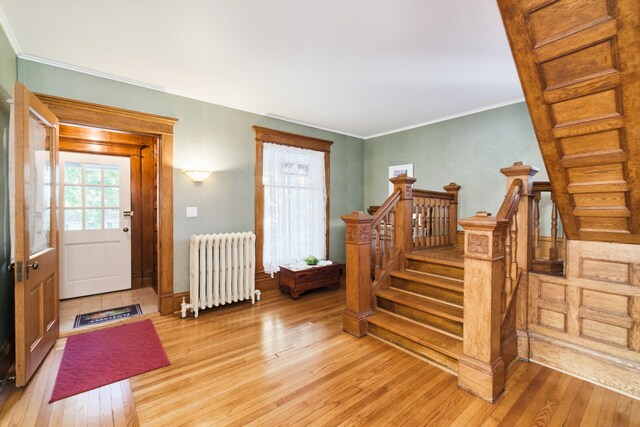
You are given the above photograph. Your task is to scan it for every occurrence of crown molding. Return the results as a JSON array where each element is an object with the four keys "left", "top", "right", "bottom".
[
  {"left": 0, "top": 4, "right": 21, "bottom": 54},
  {"left": 363, "top": 98, "right": 526, "bottom": 140},
  {"left": 264, "top": 114, "right": 364, "bottom": 139},
  {"left": 17, "top": 53, "right": 524, "bottom": 142},
  {"left": 18, "top": 53, "right": 167, "bottom": 92},
  {"left": 18, "top": 54, "right": 365, "bottom": 139}
]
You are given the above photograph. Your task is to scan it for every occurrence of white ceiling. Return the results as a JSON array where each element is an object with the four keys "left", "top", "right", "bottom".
[{"left": 0, "top": 0, "right": 523, "bottom": 138}]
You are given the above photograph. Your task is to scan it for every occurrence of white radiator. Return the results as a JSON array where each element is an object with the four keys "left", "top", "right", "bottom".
[{"left": 182, "top": 231, "right": 261, "bottom": 318}]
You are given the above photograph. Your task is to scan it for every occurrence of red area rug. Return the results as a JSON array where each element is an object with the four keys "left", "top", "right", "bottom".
[{"left": 50, "top": 320, "right": 170, "bottom": 402}]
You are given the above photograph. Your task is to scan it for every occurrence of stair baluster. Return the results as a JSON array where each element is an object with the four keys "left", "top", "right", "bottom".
[{"left": 531, "top": 182, "right": 564, "bottom": 275}]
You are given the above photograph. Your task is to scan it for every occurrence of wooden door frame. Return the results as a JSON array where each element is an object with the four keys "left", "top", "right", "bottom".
[
  {"left": 58, "top": 126, "right": 156, "bottom": 291},
  {"left": 36, "top": 94, "right": 178, "bottom": 315}
]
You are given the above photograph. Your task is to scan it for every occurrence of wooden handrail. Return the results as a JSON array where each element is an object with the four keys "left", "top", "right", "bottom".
[
  {"left": 497, "top": 179, "right": 523, "bottom": 222},
  {"left": 412, "top": 189, "right": 455, "bottom": 200},
  {"left": 372, "top": 190, "right": 401, "bottom": 225},
  {"left": 532, "top": 181, "right": 551, "bottom": 192}
]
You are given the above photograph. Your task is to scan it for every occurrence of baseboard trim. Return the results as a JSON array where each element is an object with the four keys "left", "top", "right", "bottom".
[
  {"left": 256, "top": 271, "right": 280, "bottom": 292},
  {"left": 529, "top": 332, "right": 640, "bottom": 400}
]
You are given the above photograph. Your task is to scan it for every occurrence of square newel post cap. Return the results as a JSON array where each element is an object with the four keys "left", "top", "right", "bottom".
[
  {"left": 500, "top": 161, "right": 539, "bottom": 178},
  {"left": 390, "top": 174, "right": 417, "bottom": 199},
  {"left": 389, "top": 173, "right": 417, "bottom": 186},
  {"left": 443, "top": 182, "right": 461, "bottom": 192},
  {"left": 342, "top": 211, "right": 374, "bottom": 244},
  {"left": 459, "top": 211, "right": 509, "bottom": 231},
  {"left": 443, "top": 182, "right": 461, "bottom": 202},
  {"left": 341, "top": 210, "right": 374, "bottom": 224}
]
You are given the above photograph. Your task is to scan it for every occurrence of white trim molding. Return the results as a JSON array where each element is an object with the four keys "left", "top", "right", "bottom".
[{"left": 0, "top": 4, "right": 21, "bottom": 54}]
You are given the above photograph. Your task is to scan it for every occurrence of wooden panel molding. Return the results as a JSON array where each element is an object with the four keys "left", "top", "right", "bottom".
[
  {"left": 498, "top": 0, "right": 640, "bottom": 244},
  {"left": 526, "top": 239, "right": 640, "bottom": 397}
]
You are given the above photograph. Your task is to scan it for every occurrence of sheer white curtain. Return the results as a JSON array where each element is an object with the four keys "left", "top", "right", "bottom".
[{"left": 263, "top": 142, "right": 326, "bottom": 275}]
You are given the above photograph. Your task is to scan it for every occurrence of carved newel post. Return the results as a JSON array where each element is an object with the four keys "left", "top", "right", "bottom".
[
  {"left": 390, "top": 174, "right": 417, "bottom": 259},
  {"left": 341, "top": 211, "right": 374, "bottom": 337},
  {"left": 500, "top": 161, "right": 538, "bottom": 359},
  {"left": 458, "top": 211, "right": 509, "bottom": 402}
]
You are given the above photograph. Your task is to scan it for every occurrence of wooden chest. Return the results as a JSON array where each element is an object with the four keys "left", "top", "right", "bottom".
[{"left": 279, "top": 262, "right": 342, "bottom": 299}]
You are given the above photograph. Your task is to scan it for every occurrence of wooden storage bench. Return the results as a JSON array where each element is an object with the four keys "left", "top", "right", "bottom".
[{"left": 279, "top": 262, "right": 342, "bottom": 299}]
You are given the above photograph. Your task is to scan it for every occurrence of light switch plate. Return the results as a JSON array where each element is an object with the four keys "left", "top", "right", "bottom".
[{"left": 186, "top": 207, "right": 198, "bottom": 218}]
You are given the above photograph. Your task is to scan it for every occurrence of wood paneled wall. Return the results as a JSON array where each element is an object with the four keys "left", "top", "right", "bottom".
[{"left": 527, "top": 240, "right": 640, "bottom": 397}]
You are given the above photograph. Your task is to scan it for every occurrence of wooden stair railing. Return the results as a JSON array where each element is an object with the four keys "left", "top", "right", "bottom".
[
  {"left": 367, "top": 182, "right": 461, "bottom": 250},
  {"left": 342, "top": 174, "right": 460, "bottom": 337},
  {"left": 458, "top": 162, "right": 538, "bottom": 403},
  {"left": 370, "top": 190, "right": 401, "bottom": 286},
  {"left": 497, "top": 179, "right": 523, "bottom": 326},
  {"left": 531, "top": 181, "right": 564, "bottom": 275},
  {"left": 413, "top": 184, "right": 460, "bottom": 249},
  {"left": 342, "top": 174, "right": 416, "bottom": 337}
]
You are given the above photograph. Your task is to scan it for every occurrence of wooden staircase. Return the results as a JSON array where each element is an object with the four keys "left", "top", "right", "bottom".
[
  {"left": 343, "top": 170, "right": 534, "bottom": 402},
  {"left": 367, "top": 248, "right": 464, "bottom": 376}
]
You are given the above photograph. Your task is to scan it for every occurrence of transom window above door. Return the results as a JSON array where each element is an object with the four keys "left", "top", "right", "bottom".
[{"left": 63, "top": 161, "right": 122, "bottom": 230}]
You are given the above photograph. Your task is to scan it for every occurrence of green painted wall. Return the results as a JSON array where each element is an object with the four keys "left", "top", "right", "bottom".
[
  {"left": 0, "top": 26, "right": 16, "bottom": 355},
  {"left": 18, "top": 59, "right": 365, "bottom": 293},
  {"left": 364, "top": 102, "right": 547, "bottom": 222}
]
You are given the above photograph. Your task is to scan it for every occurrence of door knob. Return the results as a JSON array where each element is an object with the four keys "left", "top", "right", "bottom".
[
  {"left": 123, "top": 227, "right": 129, "bottom": 232},
  {"left": 28, "top": 261, "right": 39, "bottom": 270}
]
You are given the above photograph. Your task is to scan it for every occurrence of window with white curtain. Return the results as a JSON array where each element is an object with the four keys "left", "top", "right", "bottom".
[{"left": 262, "top": 142, "right": 326, "bottom": 275}]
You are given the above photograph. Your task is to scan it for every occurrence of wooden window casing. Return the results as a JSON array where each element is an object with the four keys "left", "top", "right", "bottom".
[{"left": 253, "top": 126, "right": 332, "bottom": 288}]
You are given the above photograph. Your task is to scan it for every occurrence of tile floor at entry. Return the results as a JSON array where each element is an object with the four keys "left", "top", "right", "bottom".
[{"left": 59, "top": 287, "right": 158, "bottom": 334}]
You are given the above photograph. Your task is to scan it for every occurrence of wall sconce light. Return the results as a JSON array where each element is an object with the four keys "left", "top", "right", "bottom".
[{"left": 183, "top": 169, "right": 212, "bottom": 182}]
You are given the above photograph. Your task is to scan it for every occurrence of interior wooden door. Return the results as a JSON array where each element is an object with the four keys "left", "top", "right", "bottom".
[{"left": 12, "top": 82, "right": 60, "bottom": 387}]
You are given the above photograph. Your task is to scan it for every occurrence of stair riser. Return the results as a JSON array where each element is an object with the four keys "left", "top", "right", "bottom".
[
  {"left": 391, "top": 278, "right": 463, "bottom": 306},
  {"left": 407, "top": 259, "right": 464, "bottom": 280},
  {"left": 368, "top": 324, "right": 458, "bottom": 374},
  {"left": 376, "top": 298, "right": 463, "bottom": 338}
]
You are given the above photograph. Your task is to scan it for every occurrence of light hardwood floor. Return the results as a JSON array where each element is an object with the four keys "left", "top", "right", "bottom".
[
  {"left": 1, "top": 288, "right": 639, "bottom": 426},
  {"left": 59, "top": 288, "right": 159, "bottom": 335}
]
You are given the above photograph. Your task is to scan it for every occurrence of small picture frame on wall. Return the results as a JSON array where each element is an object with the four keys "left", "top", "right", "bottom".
[{"left": 389, "top": 164, "right": 413, "bottom": 195}]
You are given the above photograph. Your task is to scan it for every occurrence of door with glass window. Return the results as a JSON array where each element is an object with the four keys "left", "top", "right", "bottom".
[
  {"left": 12, "top": 83, "right": 60, "bottom": 387},
  {"left": 59, "top": 152, "right": 132, "bottom": 299}
]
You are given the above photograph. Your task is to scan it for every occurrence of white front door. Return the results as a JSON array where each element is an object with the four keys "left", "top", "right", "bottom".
[{"left": 59, "top": 152, "right": 132, "bottom": 299}]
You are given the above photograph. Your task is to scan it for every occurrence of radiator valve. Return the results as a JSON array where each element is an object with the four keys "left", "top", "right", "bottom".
[{"left": 181, "top": 297, "right": 194, "bottom": 319}]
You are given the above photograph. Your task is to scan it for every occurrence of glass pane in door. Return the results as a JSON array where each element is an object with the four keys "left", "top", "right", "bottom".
[{"left": 28, "top": 111, "right": 53, "bottom": 255}]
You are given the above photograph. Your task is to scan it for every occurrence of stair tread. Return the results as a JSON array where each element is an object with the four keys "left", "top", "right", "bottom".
[
  {"left": 406, "top": 248, "right": 464, "bottom": 268},
  {"left": 390, "top": 270, "right": 463, "bottom": 293},
  {"left": 376, "top": 288, "right": 463, "bottom": 321},
  {"left": 368, "top": 310, "right": 462, "bottom": 359}
]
